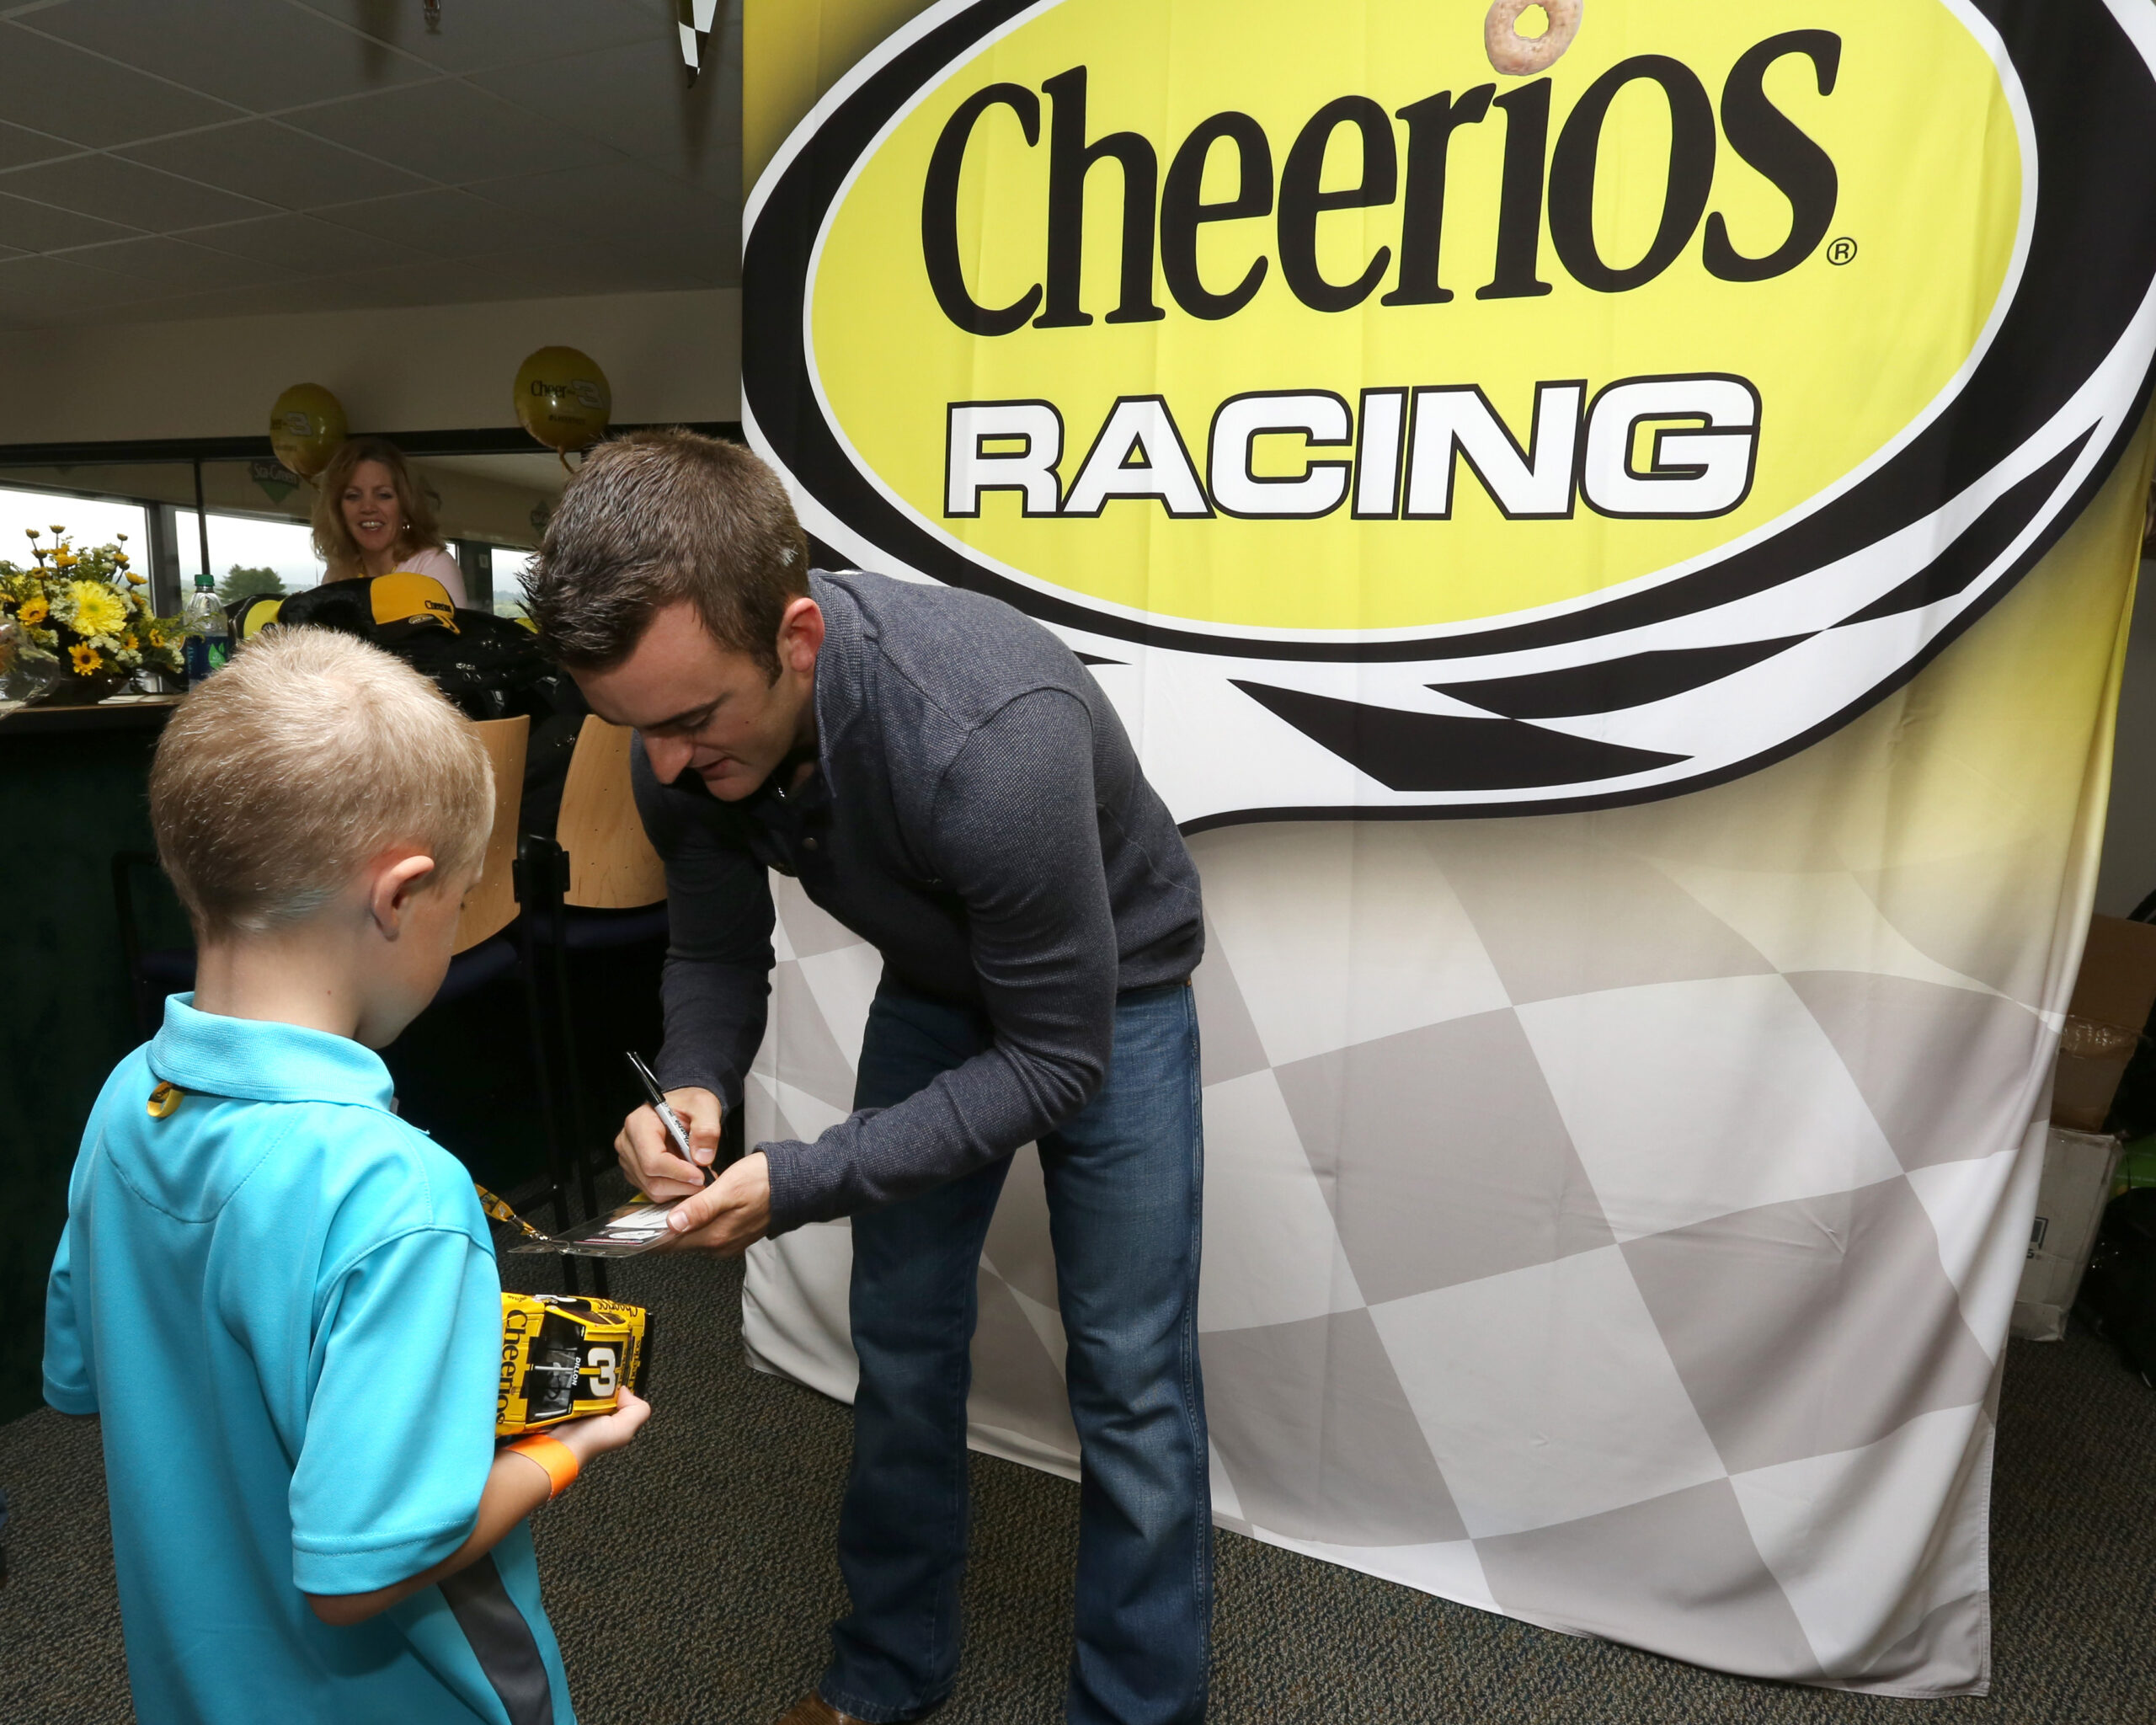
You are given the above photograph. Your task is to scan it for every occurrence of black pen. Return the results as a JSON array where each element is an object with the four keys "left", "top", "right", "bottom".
[{"left": 626, "top": 1050, "right": 712, "bottom": 1187}]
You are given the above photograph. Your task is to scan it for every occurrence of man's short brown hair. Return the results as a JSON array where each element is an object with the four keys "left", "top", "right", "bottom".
[
  {"left": 520, "top": 429, "right": 811, "bottom": 676},
  {"left": 151, "top": 628, "right": 492, "bottom": 939}
]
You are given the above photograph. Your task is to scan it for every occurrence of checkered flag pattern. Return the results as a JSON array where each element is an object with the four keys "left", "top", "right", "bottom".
[{"left": 739, "top": 765, "right": 2070, "bottom": 1696}]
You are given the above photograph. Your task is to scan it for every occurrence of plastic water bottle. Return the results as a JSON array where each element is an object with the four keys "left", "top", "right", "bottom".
[{"left": 182, "top": 572, "right": 230, "bottom": 686}]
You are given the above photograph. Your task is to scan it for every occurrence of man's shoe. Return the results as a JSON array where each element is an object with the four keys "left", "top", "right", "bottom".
[{"left": 774, "top": 1694, "right": 874, "bottom": 1725}]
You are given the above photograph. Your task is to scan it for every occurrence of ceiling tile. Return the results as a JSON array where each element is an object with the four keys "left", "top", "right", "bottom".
[
  {"left": 283, "top": 79, "right": 619, "bottom": 184},
  {"left": 0, "top": 120, "right": 83, "bottom": 173},
  {"left": 0, "top": 253, "right": 162, "bottom": 319},
  {"left": 65, "top": 234, "right": 297, "bottom": 292},
  {"left": 469, "top": 160, "right": 731, "bottom": 247},
  {"left": 663, "top": 139, "right": 744, "bottom": 201},
  {"left": 0, "top": 253, "right": 686, "bottom": 328},
  {"left": 180, "top": 211, "right": 400, "bottom": 275},
  {"left": 83, "top": 270, "right": 422, "bottom": 323},
  {"left": 625, "top": 226, "right": 740, "bottom": 285},
  {"left": 0, "top": 154, "right": 278, "bottom": 233},
  {"left": 37, "top": 275, "right": 378, "bottom": 325},
  {"left": 125, "top": 257, "right": 523, "bottom": 320},
  {"left": 0, "top": 21, "right": 245, "bottom": 148},
  {"left": 313, "top": 185, "right": 533, "bottom": 257},
  {"left": 456, "top": 242, "right": 713, "bottom": 301},
  {"left": 462, "top": 174, "right": 738, "bottom": 285},
  {"left": 117, "top": 118, "right": 433, "bottom": 211},
  {"left": 24, "top": 0, "right": 435, "bottom": 112},
  {"left": 0, "top": 1, "right": 747, "bottom": 328},
  {"left": 0, "top": 190, "right": 141, "bottom": 252},
  {"left": 468, "top": 37, "right": 735, "bottom": 178},
  {"left": 292, "top": 0, "right": 675, "bottom": 76},
  {"left": 311, "top": 257, "right": 513, "bottom": 307}
]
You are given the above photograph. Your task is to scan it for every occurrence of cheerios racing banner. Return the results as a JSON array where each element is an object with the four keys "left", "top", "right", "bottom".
[
  {"left": 739, "top": 0, "right": 2156, "bottom": 1698},
  {"left": 745, "top": 0, "right": 2156, "bottom": 826}
]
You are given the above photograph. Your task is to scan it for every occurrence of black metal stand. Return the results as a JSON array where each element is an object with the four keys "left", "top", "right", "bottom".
[
  {"left": 520, "top": 835, "right": 608, "bottom": 1298},
  {"left": 514, "top": 838, "right": 582, "bottom": 1297}
]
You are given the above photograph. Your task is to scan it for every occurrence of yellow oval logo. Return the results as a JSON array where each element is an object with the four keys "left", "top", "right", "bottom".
[{"left": 746, "top": 0, "right": 2156, "bottom": 820}]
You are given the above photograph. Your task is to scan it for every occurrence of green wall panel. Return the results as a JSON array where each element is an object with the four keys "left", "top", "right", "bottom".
[{"left": 0, "top": 719, "right": 167, "bottom": 1424}]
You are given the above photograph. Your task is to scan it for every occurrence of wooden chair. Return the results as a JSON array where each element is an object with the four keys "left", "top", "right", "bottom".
[
  {"left": 555, "top": 714, "right": 666, "bottom": 911},
  {"left": 452, "top": 715, "right": 529, "bottom": 953}
]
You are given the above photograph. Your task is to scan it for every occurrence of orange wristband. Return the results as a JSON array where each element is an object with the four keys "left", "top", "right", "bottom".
[{"left": 506, "top": 1433, "right": 579, "bottom": 1499}]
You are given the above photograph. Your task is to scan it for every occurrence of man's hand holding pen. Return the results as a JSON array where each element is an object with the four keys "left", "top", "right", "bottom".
[
  {"left": 614, "top": 1083, "right": 721, "bottom": 1195},
  {"left": 611, "top": 1082, "right": 773, "bottom": 1256}
]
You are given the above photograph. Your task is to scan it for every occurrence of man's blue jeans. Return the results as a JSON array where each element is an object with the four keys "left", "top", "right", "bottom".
[{"left": 818, "top": 976, "right": 1212, "bottom": 1725}]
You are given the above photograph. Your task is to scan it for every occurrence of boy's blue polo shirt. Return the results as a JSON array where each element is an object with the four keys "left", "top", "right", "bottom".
[{"left": 43, "top": 998, "right": 575, "bottom": 1725}]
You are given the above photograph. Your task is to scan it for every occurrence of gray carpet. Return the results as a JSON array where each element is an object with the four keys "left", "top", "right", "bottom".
[{"left": 5, "top": 1233, "right": 2154, "bottom": 1723}]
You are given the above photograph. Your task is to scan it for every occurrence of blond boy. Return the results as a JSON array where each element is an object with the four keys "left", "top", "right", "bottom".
[{"left": 42, "top": 628, "right": 644, "bottom": 1725}]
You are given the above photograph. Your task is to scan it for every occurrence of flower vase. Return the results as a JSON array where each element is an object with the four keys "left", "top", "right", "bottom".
[{"left": 37, "top": 667, "right": 131, "bottom": 706}]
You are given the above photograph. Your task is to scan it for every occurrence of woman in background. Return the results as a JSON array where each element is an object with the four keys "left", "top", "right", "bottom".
[{"left": 310, "top": 435, "right": 467, "bottom": 606}]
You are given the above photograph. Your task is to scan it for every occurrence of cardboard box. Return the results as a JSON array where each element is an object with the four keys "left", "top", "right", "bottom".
[
  {"left": 2051, "top": 915, "right": 2156, "bottom": 1132},
  {"left": 2011, "top": 1126, "right": 2123, "bottom": 1341}
]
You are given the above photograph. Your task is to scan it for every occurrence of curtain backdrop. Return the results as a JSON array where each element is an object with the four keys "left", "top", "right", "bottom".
[{"left": 736, "top": 0, "right": 2156, "bottom": 1694}]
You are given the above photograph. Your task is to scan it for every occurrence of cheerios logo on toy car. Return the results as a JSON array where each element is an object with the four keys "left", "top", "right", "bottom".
[{"left": 743, "top": 0, "right": 2156, "bottom": 826}]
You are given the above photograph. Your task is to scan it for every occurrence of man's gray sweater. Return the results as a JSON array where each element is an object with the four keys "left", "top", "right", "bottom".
[{"left": 632, "top": 569, "right": 1204, "bottom": 1235}]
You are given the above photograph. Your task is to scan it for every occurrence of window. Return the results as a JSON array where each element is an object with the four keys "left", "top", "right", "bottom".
[
  {"left": 0, "top": 488, "right": 149, "bottom": 563},
  {"left": 173, "top": 510, "right": 325, "bottom": 594},
  {"left": 0, "top": 472, "right": 328, "bottom": 616},
  {"left": 491, "top": 547, "right": 536, "bottom": 620}
]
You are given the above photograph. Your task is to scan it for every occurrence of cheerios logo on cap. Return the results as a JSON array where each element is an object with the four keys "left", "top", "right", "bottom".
[{"left": 743, "top": 0, "right": 2156, "bottom": 826}]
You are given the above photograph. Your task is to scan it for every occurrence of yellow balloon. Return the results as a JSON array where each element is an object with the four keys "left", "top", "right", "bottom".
[
  {"left": 268, "top": 383, "right": 349, "bottom": 479},
  {"left": 515, "top": 347, "right": 611, "bottom": 454}
]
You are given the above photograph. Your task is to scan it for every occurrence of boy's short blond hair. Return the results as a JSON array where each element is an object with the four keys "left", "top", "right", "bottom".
[{"left": 151, "top": 628, "right": 493, "bottom": 938}]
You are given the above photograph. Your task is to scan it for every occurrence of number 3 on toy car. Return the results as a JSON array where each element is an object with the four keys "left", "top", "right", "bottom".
[{"left": 586, "top": 1347, "right": 618, "bottom": 1397}]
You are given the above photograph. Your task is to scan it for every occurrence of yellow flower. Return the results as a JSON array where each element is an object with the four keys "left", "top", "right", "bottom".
[
  {"left": 123, "top": 631, "right": 138, "bottom": 652},
  {"left": 69, "top": 643, "right": 102, "bottom": 675},
  {"left": 125, "top": 570, "right": 147, "bottom": 585},
  {"left": 64, "top": 579, "right": 126, "bottom": 638},
  {"left": 19, "top": 595, "right": 48, "bottom": 626}
]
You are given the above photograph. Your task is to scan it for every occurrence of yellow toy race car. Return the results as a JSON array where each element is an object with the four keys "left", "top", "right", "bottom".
[{"left": 496, "top": 1293, "right": 653, "bottom": 1438}]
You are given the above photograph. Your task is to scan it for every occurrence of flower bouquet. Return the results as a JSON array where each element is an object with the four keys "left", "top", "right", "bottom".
[{"left": 0, "top": 526, "right": 184, "bottom": 706}]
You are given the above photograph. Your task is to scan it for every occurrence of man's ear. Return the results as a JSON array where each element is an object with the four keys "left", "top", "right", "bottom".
[
  {"left": 776, "top": 596, "right": 825, "bottom": 676},
  {"left": 366, "top": 852, "right": 439, "bottom": 937}
]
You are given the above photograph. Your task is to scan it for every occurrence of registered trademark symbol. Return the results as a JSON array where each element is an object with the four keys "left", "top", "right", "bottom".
[{"left": 1827, "top": 237, "right": 1859, "bottom": 266}]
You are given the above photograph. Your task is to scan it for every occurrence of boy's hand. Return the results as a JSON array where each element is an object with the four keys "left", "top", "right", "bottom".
[
  {"left": 552, "top": 1389, "right": 651, "bottom": 1465},
  {"left": 616, "top": 1087, "right": 721, "bottom": 1197},
  {"left": 318, "top": 1391, "right": 654, "bottom": 1627},
  {"left": 662, "top": 1151, "right": 771, "bottom": 1256}
]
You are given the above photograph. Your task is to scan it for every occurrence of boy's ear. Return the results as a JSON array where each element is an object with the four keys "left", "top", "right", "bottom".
[{"left": 366, "top": 852, "right": 439, "bottom": 937}]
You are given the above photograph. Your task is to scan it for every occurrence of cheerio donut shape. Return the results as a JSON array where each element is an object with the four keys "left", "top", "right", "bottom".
[{"left": 1486, "top": 0, "right": 1581, "bottom": 77}]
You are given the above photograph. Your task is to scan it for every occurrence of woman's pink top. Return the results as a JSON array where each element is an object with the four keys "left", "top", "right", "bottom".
[
  {"left": 391, "top": 545, "right": 468, "bottom": 608},
  {"left": 324, "top": 544, "right": 468, "bottom": 607}
]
